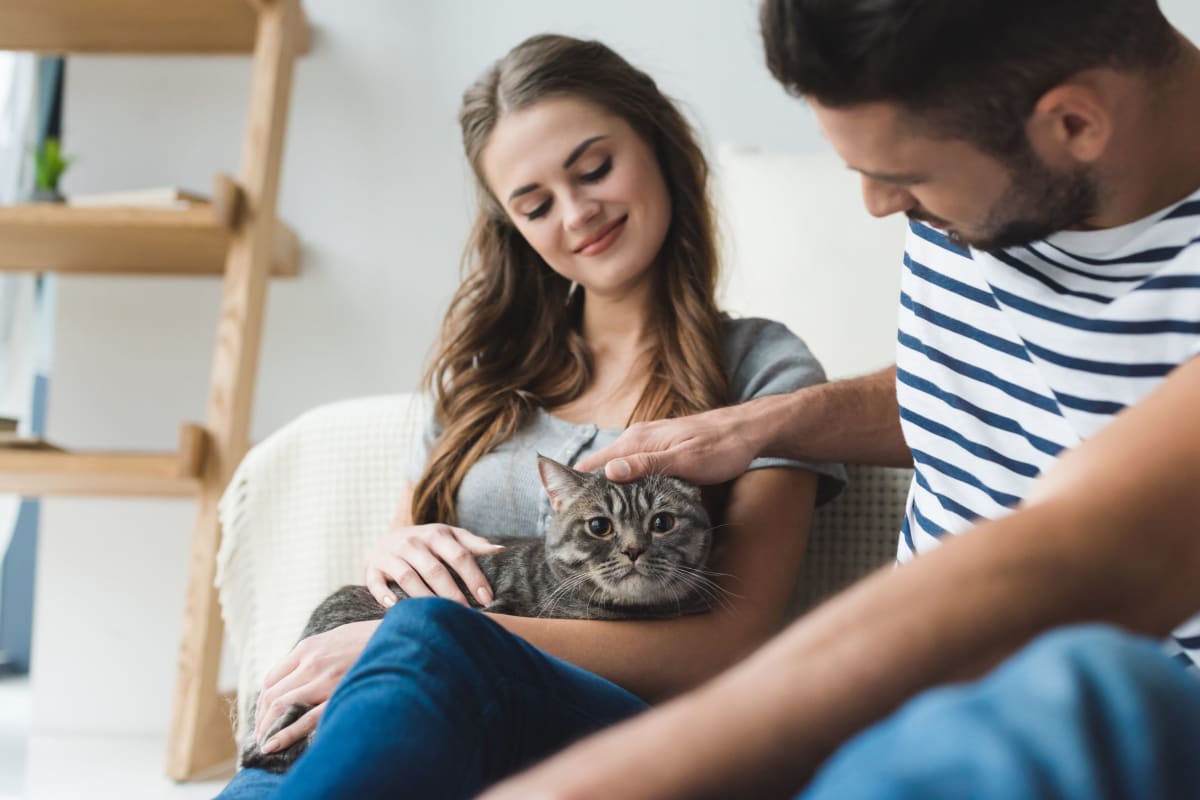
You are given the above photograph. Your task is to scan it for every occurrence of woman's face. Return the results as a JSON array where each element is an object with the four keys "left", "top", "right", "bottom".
[{"left": 481, "top": 96, "right": 673, "bottom": 298}]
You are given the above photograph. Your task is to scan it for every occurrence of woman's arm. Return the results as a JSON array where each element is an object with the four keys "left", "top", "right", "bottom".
[{"left": 489, "top": 467, "right": 819, "bottom": 701}]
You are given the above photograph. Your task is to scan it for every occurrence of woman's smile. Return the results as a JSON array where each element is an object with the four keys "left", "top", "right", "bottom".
[{"left": 574, "top": 214, "right": 628, "bottom": 256}]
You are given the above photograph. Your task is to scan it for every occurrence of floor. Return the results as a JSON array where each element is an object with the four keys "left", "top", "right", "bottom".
[{"left": 0, "top": 675, "right": 233, "bottom": 800}]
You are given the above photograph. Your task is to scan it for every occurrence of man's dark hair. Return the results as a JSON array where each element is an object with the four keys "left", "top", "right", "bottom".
[{"left": 761, "top": 0, "right": 1180, "bottom": 157}]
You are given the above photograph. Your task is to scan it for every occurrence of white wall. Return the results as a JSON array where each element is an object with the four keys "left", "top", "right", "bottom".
[{"left": 30, "top": 0, "right": 1200, "bottom": 738}]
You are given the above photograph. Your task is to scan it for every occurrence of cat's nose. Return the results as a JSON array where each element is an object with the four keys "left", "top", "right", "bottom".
[{"left": 623, "top": 546, "right": 644, "bottom": 563}]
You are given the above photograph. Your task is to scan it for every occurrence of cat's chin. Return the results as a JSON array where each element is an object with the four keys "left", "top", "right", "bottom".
[{"left": 607, "top": 569, "right": 663, "bottom": 599}]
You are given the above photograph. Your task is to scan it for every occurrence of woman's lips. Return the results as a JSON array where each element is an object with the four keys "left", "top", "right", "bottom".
[{"left": 575, "top": 215, "right": 628, "bottom": 256}]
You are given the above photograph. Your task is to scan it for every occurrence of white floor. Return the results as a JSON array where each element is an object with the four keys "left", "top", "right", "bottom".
[{"left": 0, "top": 675, "right": 233, "bottom": 800}]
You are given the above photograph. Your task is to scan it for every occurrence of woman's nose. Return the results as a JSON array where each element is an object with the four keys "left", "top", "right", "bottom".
[{"left": 562, "top": 192, "right": 601, "bottom": 231}]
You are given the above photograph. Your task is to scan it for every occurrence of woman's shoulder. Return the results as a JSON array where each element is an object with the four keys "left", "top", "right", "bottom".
[{"left": 719, "top": 314, "right": 829, "bottom": 403}]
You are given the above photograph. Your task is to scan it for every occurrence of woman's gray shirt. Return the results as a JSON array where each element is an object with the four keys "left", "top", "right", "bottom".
[{"left": 405, "top": 317, "right": 846, "bottom": 540}]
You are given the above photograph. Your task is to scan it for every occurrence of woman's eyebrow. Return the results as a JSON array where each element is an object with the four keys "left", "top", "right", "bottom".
[
  {"left": 563, "top": 135, "right": 608, "bottom": 168},
  {"left": 508, "top": 135, "right": 611, "bottom": 203}
]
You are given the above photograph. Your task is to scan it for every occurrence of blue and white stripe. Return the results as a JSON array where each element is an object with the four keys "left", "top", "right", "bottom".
[{"left": 894, "top": 189, "right": 1200, "bottom": 666}]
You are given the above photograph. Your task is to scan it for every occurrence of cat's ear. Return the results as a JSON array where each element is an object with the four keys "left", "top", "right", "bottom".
[{"left": 538, "top": 455, "right": 587, "bottom": 511}]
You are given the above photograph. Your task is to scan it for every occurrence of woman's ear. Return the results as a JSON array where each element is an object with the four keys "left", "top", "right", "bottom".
[{"left": 1027, "top": 75, "right": 1115, "bottom": 166}]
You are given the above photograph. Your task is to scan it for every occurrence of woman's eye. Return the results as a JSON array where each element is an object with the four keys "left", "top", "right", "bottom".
[
  {"left": 650, "top": 513, "right": 675, "bottom": 533},
  {"left": 579, "top": 156, "right": 612, "bottom": 184},
  {"left": 587, "top": 517, "right": 613, "bottom": 537},
  {"left": 524, "top": 199, "right": 552, "bottom": 221}
]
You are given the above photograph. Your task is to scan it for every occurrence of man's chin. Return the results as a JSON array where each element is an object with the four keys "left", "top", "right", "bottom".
[{"left": 956, "top": 225, "right": 1056, "bottom": 252}]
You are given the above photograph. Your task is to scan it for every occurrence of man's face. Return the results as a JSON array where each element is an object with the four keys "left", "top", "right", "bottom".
[{"left": 812, "top": 101, "right": 1099, "bottom": 250}]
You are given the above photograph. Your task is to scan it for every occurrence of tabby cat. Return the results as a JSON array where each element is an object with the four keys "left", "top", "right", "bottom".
[{"left": 240, "top": 455, "right": 718, "bottom": 772}]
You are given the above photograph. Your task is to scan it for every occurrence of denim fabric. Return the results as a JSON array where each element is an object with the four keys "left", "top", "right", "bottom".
[
  {"left": 801, "top": 625, "right": 1200, "bottom": 800},
  {"left": 215, "top": 598, "right": 647, "bottom": 800}
]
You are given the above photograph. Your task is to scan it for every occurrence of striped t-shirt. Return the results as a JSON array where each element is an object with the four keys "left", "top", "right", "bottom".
[{"left": 895, "top": 187, "right": 1200, "bottom": 665}]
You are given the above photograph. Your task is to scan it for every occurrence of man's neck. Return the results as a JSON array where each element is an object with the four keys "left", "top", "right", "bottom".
[{"left": 1101, "top": 35, "right": 1200, "bottom": 227}]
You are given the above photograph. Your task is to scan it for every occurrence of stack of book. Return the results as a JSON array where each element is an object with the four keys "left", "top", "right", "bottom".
[{"left": 0, "top": 416, "right": 59, "bottom": 451}]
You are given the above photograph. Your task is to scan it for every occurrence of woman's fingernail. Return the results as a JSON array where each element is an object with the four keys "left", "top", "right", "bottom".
[
  {"left": 261, "top": 739, "right": 278, "bottom": 755},
  {"left": 611, "top": 460, "right": 631, "bottom": 479},
  {"left": 382, "top": 595, "right": 395, "bottom": 607},
  {"left": 476, "top": 587, "right": 493, "bottom": 606}
]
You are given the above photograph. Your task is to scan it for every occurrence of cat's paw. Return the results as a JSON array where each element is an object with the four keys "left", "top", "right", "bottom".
[{"left": 237, "top": 704, "right": 313, "bottom": 774}]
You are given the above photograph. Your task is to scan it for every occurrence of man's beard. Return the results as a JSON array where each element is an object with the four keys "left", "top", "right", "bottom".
[{"left": 920, "top": 148, "right": 1101, "bottom": 252}]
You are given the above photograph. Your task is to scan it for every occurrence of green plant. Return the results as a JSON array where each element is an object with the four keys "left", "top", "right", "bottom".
[{"left": 34, "top": 137, "right": 72, "bottom": 191}]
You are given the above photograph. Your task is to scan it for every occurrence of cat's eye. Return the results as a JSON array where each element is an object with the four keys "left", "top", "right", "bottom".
[
  {"left": 587, "top": 517, "right": 613, "bottom": 537},
  {"left": 650, "top": 513, "right": 675, "bottom": 533}
]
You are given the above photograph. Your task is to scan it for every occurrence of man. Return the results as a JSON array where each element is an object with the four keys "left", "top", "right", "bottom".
[{"left": 483, "top": 1, "right": 1200, "bottom": 797}]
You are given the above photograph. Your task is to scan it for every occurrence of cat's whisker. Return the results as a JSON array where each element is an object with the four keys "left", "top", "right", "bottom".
[
  {"left": 535, "top": 565, "right": 609, "bottom": 617},
  {"left": 663, "top": 566, "right": 740, "bottom": 611}
]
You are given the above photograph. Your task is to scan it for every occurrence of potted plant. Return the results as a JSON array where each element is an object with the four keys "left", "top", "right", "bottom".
[{"left": 30, "top": 137, "right": 71, "bottom": 202}]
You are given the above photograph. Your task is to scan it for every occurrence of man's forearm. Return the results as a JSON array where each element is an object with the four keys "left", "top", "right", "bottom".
[
  {"left": 506, "top": 490, "right": 1198, "bottom": 799},
  {"left": 744, "top": 366, "right": 911, "bottom": 467}
]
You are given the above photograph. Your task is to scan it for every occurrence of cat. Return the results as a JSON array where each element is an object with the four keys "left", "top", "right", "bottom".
[{"left": 240, "top": 454, "right": 720, "bottom": 773}]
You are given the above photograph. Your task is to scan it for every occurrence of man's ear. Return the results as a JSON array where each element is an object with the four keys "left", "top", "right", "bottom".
[
  {"left": 537, "top": 455, "right": 588, "bottom": 512},
  {"left": 1027, "top": 74, "right": 1115, "bottom": 166}
]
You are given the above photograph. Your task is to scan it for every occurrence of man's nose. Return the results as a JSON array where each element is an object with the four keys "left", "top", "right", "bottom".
[{"left": 861, "top": 175, "right": 915, "bottom": 218}]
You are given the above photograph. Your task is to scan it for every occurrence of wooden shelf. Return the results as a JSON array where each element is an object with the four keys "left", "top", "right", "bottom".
[
  {"left": 0, "top": 0, "right": 312, "bottom": 55},
  {"left": 0, "top": 204, "right": 299, "bottom": 276},
  {"left": 0, "top": 423, "right": 207, "bottom": 497}
]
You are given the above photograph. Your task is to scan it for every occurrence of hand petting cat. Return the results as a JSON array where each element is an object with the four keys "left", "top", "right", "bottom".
[{"left": 364, "top": 522, "right": 504, "bottom": 609}]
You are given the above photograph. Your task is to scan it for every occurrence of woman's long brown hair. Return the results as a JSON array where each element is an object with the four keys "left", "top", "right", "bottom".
[{"left": 412, "top": 34, "right": 729, "bottom": 525}]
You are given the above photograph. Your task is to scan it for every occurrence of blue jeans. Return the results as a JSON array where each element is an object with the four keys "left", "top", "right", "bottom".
[
  {"left": 801, "top": 625, "right": 1200, "bottom": 799},
  {"left": 215, "top": 598, "right": 648, "bottom": 799}
]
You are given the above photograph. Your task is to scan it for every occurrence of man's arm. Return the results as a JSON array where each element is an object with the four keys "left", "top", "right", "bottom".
[
  {"left": 575, "top": 366, "right": 911, "bottom": 485},
  {"left": 485, "top": 355, "right": 1200, "bottom": 799}
]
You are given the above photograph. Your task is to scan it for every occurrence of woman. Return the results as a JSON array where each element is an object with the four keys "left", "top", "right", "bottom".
[{"left": 218, "top": 33, "right": 843, "bottom": 799}]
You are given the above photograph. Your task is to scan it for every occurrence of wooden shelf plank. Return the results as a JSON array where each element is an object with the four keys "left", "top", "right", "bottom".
[
  {"left": 0, "top": 423, "right": 207, "bottom": 497},
  {"left": 0, "top": 204, "right": 298, "bottom": 276},
  {"left": 0, "top": 0, "right": 312, "bottom": 55}
]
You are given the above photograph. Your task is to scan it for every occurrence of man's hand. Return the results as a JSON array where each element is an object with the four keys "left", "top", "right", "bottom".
[{"left": 575, "top": 402, "right": 765, "bottom": 484}]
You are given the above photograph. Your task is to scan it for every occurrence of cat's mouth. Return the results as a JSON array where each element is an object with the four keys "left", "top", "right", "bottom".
[{"left": 617, "top": 562, "right": 651, "bottom": 580}]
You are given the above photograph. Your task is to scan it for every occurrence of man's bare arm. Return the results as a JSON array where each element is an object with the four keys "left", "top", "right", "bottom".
[
  {"left": 576, "top": 366, "right": 910, "bottom": 484},
  {"left": 484, "top": 355, "right": 1200, "bottom": 799}
]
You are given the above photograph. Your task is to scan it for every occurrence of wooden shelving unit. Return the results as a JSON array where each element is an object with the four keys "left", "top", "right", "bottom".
[
  {"left": 0, "top": 203, "right": 299, "bottom": 276},
  {"left": 0, "top": 0, "right": 311, "bottom": 54},
  {"left": 0, "top": 0, "right": 309, "bottom": 781},
  {"left": 0, "top": 424, "right": 206, "bottom": 496}
]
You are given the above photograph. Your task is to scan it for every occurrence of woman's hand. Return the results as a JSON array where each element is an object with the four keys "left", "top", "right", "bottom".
[
  {"left": 364, "top": 523, "right": 504, "bottom": 608},
  {"left": 253, "top": 619, "right": 380, "bottom": 753}
]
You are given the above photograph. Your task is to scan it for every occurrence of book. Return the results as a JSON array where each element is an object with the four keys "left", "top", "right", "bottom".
[
  {"left": 0, "top": 433, "right": 62, "bottom": 451},
  {"left": 66, "top": 186, "right": 208, "bottom": 210}
]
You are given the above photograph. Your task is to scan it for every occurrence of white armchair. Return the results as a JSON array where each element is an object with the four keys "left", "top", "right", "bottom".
[{"left": 215, "top": 393, "right": 427, "bottom": 739}]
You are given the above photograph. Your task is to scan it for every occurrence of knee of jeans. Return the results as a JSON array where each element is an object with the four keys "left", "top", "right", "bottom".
[
  {"left": 1019, "top": 625, "right": 1149, "bottom": 668},
  {"left": 377, "top": 597, "right": 503, "bottom": 663},
  {"left": 1003, "top": 624, "right": 1172, "bottom": 698}
]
